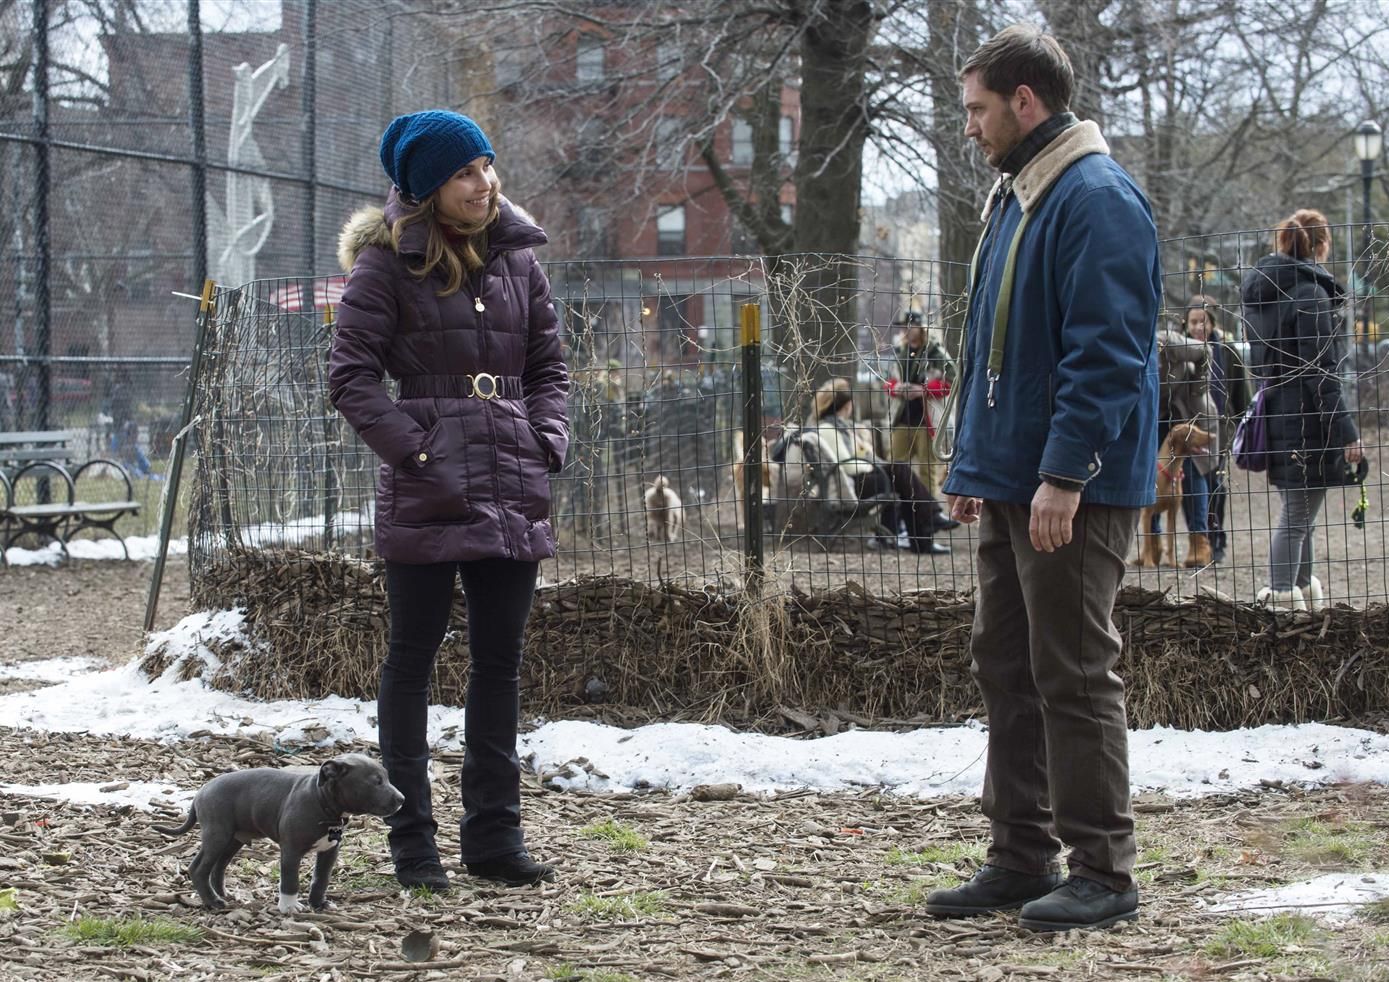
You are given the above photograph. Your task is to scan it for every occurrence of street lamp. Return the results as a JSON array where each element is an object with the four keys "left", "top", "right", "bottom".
[{"left": 1353, "top": 120, "right": 1381, "bottom": 345}]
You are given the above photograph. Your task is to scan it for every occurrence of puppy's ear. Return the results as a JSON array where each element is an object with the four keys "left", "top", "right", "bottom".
[{"left": 319, "top": 759, "right": 345, "bottom": 784}]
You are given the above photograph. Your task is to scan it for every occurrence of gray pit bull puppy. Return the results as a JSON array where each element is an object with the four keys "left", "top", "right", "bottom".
[{"left": 154, "top": 752, "right": 404, "bottom": 913}]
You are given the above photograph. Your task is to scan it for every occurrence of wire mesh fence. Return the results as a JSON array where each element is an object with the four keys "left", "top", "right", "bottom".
[
  {"left": 171, "top": 228, "right": 1389, "bottom": 613},
  {"left": 1, "top": 0, "right": 450, "bottom": 488}
]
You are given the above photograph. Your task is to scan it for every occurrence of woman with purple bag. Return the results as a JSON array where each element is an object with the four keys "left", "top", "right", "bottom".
[{"left": 1241, "top": 209, "right": 1363, "bottom": 610}]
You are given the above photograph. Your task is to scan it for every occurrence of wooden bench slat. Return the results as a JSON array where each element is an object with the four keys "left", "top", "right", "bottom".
[
  {"left": 0, "top": 430, "right": 83, "bottom": 445},
  {"left": 6, "top": 502, "right": 140, "bottom": 517},
  {"left": 0, "top": 449, "right": 80, "bottom": 462}
]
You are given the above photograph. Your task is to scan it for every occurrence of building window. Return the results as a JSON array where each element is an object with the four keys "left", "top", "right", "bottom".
[
  {"left": 657, "top": 41, "right": 680, "bottom": 81},
  {"left": 779, "top": 115, "right": 795, "bottom": 160},
  {"left": 577, "top": 206, "right": 608, "bottom": 259},
  {"left": 731, "top": 217, "right": 756, "bottom": 255},
  {"left": 731, "top": 119, "right": 753, "bottom": 165},
  {"left": 576, "top": 36, "right": 605, "bottom": 82},
  {"left": 655, "top": 116, "right": 685, "bottom": 167},
  {"left": 657, "top": 205, "right": 685, "bottom": 256}
]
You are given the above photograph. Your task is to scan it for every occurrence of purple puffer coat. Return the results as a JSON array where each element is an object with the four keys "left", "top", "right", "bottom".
[{"left": 328, "top": 192, "right": 569, "bottom": 564}]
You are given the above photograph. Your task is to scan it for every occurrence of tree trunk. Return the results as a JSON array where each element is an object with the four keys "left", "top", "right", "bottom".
[
  {"left": 786, "top": 0, "right": 874, "bottom": 395},
  {"left": 924, "top": 1, "right": 986, "bottom": 346}
]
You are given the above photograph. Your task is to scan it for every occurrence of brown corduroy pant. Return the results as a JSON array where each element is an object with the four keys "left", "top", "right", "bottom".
[{"left": 969, "top": 499, "right": 1139, "bottom": 892}]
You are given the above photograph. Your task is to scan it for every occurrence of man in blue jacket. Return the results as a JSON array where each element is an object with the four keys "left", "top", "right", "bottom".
[{"left": 925, "top": 25, "right": 1160, "bottom": 932}]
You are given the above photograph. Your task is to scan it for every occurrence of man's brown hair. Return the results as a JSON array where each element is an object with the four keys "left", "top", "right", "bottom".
[{"left": 960, "top": 24, "right": 1074, "bottom": 114}]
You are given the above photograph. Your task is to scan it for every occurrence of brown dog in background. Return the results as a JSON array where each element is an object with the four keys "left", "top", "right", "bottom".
[
  {"left": 1135, "top": 422, "right": 1212, "bottom": 568},
  {"left": 731, "top": 430, "right": 775, "bottom": 505},
  {"left": 644, "top": 475, "right": 684, "bottom": 542}
]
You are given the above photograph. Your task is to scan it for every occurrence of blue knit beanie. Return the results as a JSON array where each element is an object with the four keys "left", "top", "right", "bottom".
[{"left": 378, "top": 110, "right": 495, "bottom": 203}]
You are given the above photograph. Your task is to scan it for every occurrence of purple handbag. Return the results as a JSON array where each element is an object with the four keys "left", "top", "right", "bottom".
[{"left": 1232, "top": 386, "right": 1268, "bottom": 472}]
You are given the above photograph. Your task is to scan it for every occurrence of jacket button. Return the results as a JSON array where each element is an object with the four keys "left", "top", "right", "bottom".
[
  {"left": 1087, "top": 463, "right": 1097, "bottom": 471},
  {"left": 417, "top": 452, "right": 428, "bottom": 463}
]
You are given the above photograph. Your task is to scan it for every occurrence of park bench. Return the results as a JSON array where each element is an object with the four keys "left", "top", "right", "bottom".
[{"left": 0, "top": 429, "right": 141, "bottom": 563}]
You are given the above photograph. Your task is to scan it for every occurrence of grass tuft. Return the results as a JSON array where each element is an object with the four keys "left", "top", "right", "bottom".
[
  {"left": 1284, "top": 818, "right": 1376, "bottom": 865},
  {"left": 1205, "top": 913, "right": 1321, "bottom": 958},
  {"left": 578, "top": 819, "right": 649, "bottom": 853},
  {"left": 570, "top": 890, "right": 668, "bottom": 921},
  {"left": 884, "top": 842, "right": 985, "bottom": 867},
  {"left": 1363, "top": 898, "right": 1389, "bottom": 926},
  {"left": 60, "top": 915, "right": 203, "bottom": 947}
]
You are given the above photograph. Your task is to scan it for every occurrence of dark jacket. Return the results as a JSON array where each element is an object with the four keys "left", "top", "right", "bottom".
[
  {"left": 1207, "top": 328, "right": 1251, "bottom": 450},
  {"left": 329, "top": 192, "right": 570, "bottom": 563},
  {"left": 942, "top": 121, "right": 1160, "bottom": 508},
  {"left": 1240, "top": 253, "right": 1357, "bottom": 488},
  {"left": 1157, "top": 329, "right": 1219, "bottom": 475}
]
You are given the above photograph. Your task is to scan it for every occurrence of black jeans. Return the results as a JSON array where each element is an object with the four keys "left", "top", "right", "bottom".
[
  {"left": 381, "top": 557, "right": 538, "bottom": 865},
  {"left": 1207, "top": 459, "right": 1229, "bottom": 553},
  {"left": 853, "top": 460, "right": 941, "bottom": 544}
]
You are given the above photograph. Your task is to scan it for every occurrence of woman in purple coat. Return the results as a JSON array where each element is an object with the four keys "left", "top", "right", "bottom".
[{"left": 329, "top": 110, "right": 569, "bottom": 892}]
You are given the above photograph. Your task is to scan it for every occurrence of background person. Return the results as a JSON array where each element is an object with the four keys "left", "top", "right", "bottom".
[
  {"left": 885, "top": 311, "right": 953, "bottom": 494},
  {"left": 1182, "top": 296, "right": 1250, "bottom": 563},
  {"left": 1156, "top": 323, "right": 1218, "bottom": 567},
  {"left": 812, "top": 377, "right": 950, "bottom": 555},
  {"left": 329, "top": 109, "right": 569, "bottom": 892},
  {"left": 931, "top": 24, "right": 1159, "bottom": 932},
  {"left": 1241, "top": 209, "right": 1362, "bottom": 610}
]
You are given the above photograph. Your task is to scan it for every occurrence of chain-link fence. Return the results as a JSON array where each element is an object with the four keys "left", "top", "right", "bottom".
[{"left": 2, "top": 0, "right": 452, "bottom": 530}]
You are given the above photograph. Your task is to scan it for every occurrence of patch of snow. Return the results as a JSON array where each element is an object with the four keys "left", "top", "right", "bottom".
[
  {"left": 0, "top": 780, "right": 192, "bottom": 812},
  {"left": 1206, "top": 872, "right": 1389, "bottom": 922},
  {"left": 0, "top": 656, "right": 103, "bottom": 682}
]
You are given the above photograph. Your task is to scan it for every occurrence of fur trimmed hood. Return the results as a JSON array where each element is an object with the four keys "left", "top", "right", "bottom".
[
  {"left": 336, "top": 191, "right": 548, "bottom": 273},
  {"left": 337, "top": 205, "right": 391, "bottom": 273},
  {"left": 980, "top": 120, "right": 1109, "bottom": 221}
]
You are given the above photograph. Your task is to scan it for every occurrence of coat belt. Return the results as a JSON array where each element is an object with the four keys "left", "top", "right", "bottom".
[{"left": 398, "top": 374, "right": 524, "bottom": 400}]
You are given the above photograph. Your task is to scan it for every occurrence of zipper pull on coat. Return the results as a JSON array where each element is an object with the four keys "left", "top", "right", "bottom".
[{"left": 474, "top": 297, "right": 485, "bottom": 313}]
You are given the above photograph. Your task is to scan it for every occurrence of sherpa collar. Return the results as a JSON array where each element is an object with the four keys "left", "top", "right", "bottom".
[
  {"left": 997, "top": 111, "right": 1077, "bottom": 177},
  {"left": 980, "top": 120, "right": 1109, "bottom": 221}
]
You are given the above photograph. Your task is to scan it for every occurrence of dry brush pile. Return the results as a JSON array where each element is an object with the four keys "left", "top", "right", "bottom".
[{"left": 148, "top": 548, "right": 1389, "bottom": 732}]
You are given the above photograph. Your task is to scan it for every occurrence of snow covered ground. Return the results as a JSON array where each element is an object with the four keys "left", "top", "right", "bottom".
[{"left": 1, "top": 606, "right": 1386, "bottom": 922}]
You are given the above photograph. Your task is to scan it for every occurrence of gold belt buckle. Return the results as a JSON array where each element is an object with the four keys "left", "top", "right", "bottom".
[{"left": 470, "top": 372, "right": 499, "bottom": 400}]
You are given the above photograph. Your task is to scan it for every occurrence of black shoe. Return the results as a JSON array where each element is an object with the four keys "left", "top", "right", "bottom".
[
  {"left": 924, "top": 865, "right": 1063, "bottom": 917},
  {"left": 929, "top": 514, "right": 962, "bottom": 532},
  {"left": 394, "top": 856, "right": 451, "bottom": 893},
  {"left": 910, "top": 540, "right": 951, "bottom": 555},
  {"left": 466, "top": 850, "right": 556, "bottom": 886},
  {"left": 1018, "top": 875, "right": 1138, "bottom": 932}
]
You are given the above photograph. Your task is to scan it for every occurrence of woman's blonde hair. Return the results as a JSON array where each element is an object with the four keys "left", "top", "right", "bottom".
[
  {"left": 1274, "top": 208, "right": 1331, "bottom": 262},
  {"left": 814, "top": 377, "right": 854, "bottom": 418},
  {"left": 390, "top": 178, "right": 502, "bottom": 297}
]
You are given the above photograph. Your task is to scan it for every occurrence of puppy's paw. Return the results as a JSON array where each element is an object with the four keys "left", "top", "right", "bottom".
[{"left": 278, "top": 893, "right": 303, "bottom": 915}]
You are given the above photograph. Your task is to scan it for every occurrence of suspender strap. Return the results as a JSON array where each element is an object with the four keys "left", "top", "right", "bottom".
[
  {"left": 932, "top": 188, "right": 1032, "bottom": 460},
  {"left": 988, "top": 208, "right": 1033, "bottom": 381}
]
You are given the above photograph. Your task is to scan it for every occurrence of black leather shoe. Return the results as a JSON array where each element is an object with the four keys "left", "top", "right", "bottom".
[
  {"left": 466, "top": 850, "right": 556, "bottom": 886},
  {"left": 929, "top": 514, "right": 962, "bottom": 532},
  {"left": 394, "top": 856, "right": 451, "bottom": 893},
  {"left": 910, "top": 540, "right": 951, "bottom": 555},
  {"left": 924, "top": 865, "right": 1063, "bottom": 917},
  {"left": 1018, "top": 875, "right": 1138, "bottom": 931}
]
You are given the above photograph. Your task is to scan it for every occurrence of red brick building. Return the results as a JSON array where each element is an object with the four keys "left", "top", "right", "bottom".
[{"left": 502, "top": 20, "right": 800, "bottom": 366}]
